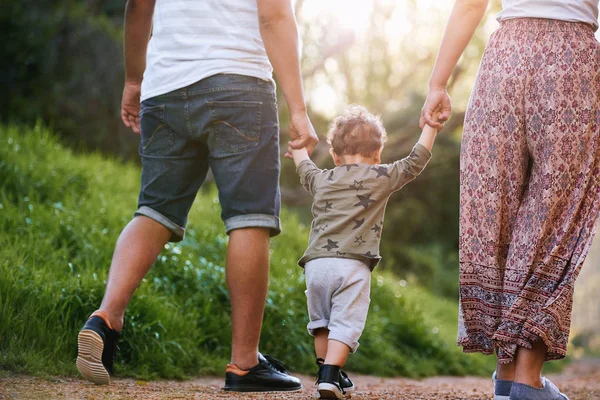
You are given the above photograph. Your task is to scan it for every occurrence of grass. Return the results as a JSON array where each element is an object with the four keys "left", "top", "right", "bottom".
[{"left": 0, "top": 123, "right": 497, "bottom": 380}]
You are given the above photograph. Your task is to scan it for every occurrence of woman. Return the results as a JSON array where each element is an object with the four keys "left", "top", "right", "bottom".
[{"left": 421, "top": 1, "right": 600, "bottom": 399}]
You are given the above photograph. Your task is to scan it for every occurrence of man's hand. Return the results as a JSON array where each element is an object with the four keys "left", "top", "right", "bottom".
[
  {"left": 286, "top": 112, "right": 319, "bottom": 159},
  {"left": 121, "top": 0, "right": 154, "bottom": 134},
  {"left": 419, "top": 86, "right": 451, "bottom": 130},
  {"left": 121, "top": 82, "right": 141, "bottom": 134}
]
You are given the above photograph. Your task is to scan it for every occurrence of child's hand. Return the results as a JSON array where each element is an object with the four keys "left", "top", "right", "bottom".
[
  {"left": 429, "top": 107, "right": 444, "bottom": 132},
  {"left": 287, "top": 143, "right": 295, "bottom": 157},
  {"left": 417, "top": 107, "right": 442, "bottom": 152},
  {"left": 287, "top": 144, "right": 310, "bottom": 167}
]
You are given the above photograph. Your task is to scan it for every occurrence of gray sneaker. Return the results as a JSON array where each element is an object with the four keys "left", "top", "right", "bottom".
[
  {"left": 492, "top": 371, "right": 512, "bottom": 400},
  {"left": 510, "top": 377, "right": 569, "bottom": 400}
]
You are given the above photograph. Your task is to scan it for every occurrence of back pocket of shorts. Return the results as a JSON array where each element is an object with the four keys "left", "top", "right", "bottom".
[
  {"left": 139, "top": 104, "right": 172, "bottom": 156},
  {"left": 208, "top": 101, "right": 262, "bottom": 154}
]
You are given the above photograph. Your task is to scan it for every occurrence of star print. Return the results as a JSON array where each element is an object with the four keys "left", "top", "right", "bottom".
[
  {"left": 354, "top": 235, "right": 366, "bottom": 245},
  {"left": 371, "top": 165, "right": 391, "bottom": 178},
  {"left": 327, "top": 170, "right": 334, "bottom": 181},
  {"left": 363, "top": 251, "right": 375, "bottom": 258},
  {"left": 349, "top": 180, "right": 364, "bottom": 191},
  {"left": 313, "top": 224, "right": 328, "bottom": 233},
  {"left": 354, "top": 193, "right": 376, "bottom": 209},
  {"left": 371, "top": 224, "right": 381, "bottom": 236},
  {"left": 322, "top": 239, "right": 339, "bottom": 252},
  {"left": 344, "top": 164, "right": 359, "bottom": 171},
  {"left": 352, "top": 218, "right": 365, "bottom": 230},
  {"left": 303, "top": 176, "right": 316, "bottom": 192},
  {"left": 324, "top": 201, "right": 333, "bottom": 212}
]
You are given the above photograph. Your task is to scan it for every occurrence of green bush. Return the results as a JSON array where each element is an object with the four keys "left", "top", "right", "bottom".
[{"left": 0, "top": 124, "right": 494, "bottom": 379}]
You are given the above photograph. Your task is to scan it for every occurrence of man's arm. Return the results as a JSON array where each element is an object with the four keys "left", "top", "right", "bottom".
[
  {"left": 257, "top": 0, "right": 319, "bottom": 155},
  {"left": 121, "top": 0, "right": 155, "bottom": 134}
]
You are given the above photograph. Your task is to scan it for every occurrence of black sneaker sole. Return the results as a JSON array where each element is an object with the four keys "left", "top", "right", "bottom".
[
  {"left": 223, "top": 385, "right": 302, "bottom": 393},
  {"left": 76, "top": 329, "right": 110, "bottom": 385}
]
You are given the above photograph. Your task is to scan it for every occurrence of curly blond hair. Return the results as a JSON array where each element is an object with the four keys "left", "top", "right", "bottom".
[{"left": 326, "top": 105, "right": 387, "bottom": 157}]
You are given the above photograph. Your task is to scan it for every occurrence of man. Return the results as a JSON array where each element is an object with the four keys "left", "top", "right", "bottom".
[{"left": 75, "top": 0, "right": 318, "bottom": 392}]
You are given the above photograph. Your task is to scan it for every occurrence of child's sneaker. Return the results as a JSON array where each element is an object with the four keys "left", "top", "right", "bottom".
[
  {"left": 76, "top": 311, "right": 120, "bottom": 385},
  {"left": 510, "top": 377, "right": 569, "bottom": 400},
  {"left": 492, "top": 371, "right": 512, "bottom": 400},
  {"left": 223, "top": 353, "right": 302, "bottom": 392},
  {"left": 317, "top": 358, "right": 354, "bottom": 394},
  {"left": 339, "top": 369, "right": 355, "bottom": 394},
  {"left": 317, "top": 363, "right": 345, "bottom": 399}
]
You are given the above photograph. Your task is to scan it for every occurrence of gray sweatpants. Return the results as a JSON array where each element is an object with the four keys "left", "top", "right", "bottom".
[{"left": 304, "top": 257, "right": 371, "bottom": 353}]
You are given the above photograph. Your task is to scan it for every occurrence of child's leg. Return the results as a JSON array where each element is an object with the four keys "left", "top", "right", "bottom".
[
  {"left": 314, "top": 328, "right": 329, "bottom": 360},
  {"left": 304, "top": 260, "right": 334, "bottom": 362},
  {"left": 324, "top": 339, "right": 351, "bottom": 367},
  {"left": 326, "top": 259, "right": 371, "bottom": 364}
]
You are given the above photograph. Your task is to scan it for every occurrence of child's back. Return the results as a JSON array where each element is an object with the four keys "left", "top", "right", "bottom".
[
  {"left": 289, "top": 104, "right": 439, "bottom": 399},
  {"left": 297, "top": 145, "right": 431, "bottom": 269}
]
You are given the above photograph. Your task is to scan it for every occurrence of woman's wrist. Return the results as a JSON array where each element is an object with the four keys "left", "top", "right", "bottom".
[{"left": 429, "top": 80, "right": 448, "bottom": 91}]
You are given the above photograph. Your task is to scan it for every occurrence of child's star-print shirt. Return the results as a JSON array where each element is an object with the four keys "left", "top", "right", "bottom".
[{"left": 296, "top": 144, "right": 431, "bottom": 270}]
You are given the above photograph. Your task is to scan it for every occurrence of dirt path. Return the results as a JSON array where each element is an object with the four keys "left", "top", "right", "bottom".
[{"left": 2, "top": 359, "right": 599, "bottom": 400}]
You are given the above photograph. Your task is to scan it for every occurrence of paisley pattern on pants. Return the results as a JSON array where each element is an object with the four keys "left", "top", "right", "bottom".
[{"left": 458, "top": 18, "right": 600, "bottom": 363}]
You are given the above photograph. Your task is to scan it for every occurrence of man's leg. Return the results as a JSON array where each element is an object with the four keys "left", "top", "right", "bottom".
[
  {"left": 222, "top": 225, "right": 301, "bottom": 392},
  {"left": 226, "top": 227, "right": 270, "bottom": 370},
  {"left": 100, "top": 216, "right": 172, "bottom": 331},
  {"left": 77, "top": 215, "right": 171, "bottom": 384}
]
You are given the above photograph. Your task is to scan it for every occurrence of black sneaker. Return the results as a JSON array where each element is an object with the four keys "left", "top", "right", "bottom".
[
  {"left": 316, "top": 358, "right": 354, "bottom": 394},
  {"left": 223, "top": 353, "right": 303, "bottom": 392},
  {"left": 339, "top": 369, "right": 355, "bottom": 394},
  {"left": 76, "top": 311, "right": 120, "bottom": 385},
  {"left": 317, "top": 363, "right": 345, "bottom": 399}
]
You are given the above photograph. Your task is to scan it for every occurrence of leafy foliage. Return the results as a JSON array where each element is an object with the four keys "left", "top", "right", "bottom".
[
  {"left": 0, "top": 0, "right": 136, "bottom": 159},
  {"left": 0, "top": 124, "right": 494, "bottom": 379},
  {"left": 0, "top": 0, "right": 500, "bottom": 296}
]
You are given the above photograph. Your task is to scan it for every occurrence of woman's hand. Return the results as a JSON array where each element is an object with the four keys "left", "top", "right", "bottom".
[{"left": 420, "top": 86, "right": 452, "bottom": 130}]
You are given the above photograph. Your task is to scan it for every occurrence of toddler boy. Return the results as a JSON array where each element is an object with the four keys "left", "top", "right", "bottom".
[{"left": 289, "top": 105, "right": 439, "bottom": 399}]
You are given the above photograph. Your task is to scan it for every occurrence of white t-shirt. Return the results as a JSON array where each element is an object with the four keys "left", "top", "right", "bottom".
[
  {"left": 497, "top": 0, "right": 599, "bottom": 31},
  {"left": 141, "top": 0, "right": 274, "bottom": 102}
]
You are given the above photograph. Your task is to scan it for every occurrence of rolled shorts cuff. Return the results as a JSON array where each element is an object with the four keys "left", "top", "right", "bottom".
[
  {"left": 224, "top": 214, "right": 281, "bottom": 237},
  {"left": 134, "top": 206, "right": 185, "bottom": 242},
  {"left": 328, "top": 332, "right": 360, "bottom": 354},
  {"left": 307, "top": 319, "right": 329, "bottom": 337}
]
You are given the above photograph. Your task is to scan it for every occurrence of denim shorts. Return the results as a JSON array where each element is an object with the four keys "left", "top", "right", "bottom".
[{"left": 135, "top": 74, "right": 281, "bottom": 241}]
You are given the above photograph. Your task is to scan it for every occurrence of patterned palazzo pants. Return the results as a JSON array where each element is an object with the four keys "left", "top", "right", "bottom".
[{"left": 458, "top": 18, "right": 600, "bottom": 363}]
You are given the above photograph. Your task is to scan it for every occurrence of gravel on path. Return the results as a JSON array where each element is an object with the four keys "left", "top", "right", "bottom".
[{"left": 2, "top": 358, "right": 599, "bottom": 400}]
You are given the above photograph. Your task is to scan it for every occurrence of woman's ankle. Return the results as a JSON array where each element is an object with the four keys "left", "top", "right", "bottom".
[
  {"left": 496, "top": 361, "right": 515, "bottom": 381},
  {"left": 514, "top": 374, "right": 543, "bottom": 389}
]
